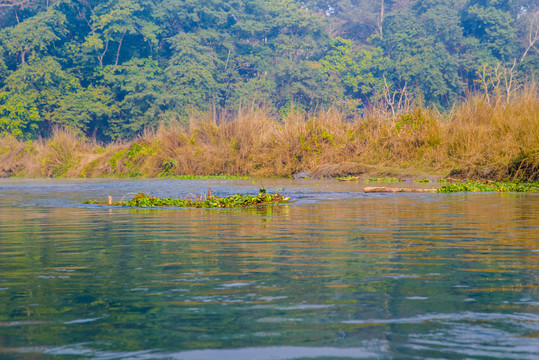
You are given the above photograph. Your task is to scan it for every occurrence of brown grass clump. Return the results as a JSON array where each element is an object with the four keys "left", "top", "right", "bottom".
[
  {"left": 36, "top": 128, "right": 99, "bottom": 177},
  {"left": 441, "top": 83, "right": 539, "bottom": 180},
  {"left": 355, "top": 106, "right": 444, "bottom": 168},
  {"left": 0, "top": 85, "right": 537, "bottom": 180},
  {"left": 0, "top": 135, "right": 39, "bottom": 177}
]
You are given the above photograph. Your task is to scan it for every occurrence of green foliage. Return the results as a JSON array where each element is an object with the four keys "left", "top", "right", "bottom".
[
  {"left": 336, "top": 175, "right": 359, "bottom": 181},
  {"left": 0, "top": 92, "right": 41, "bottom": 138},
  {"left": 364, "top": 177, "right": 403, "bottom": 183},
  {"left": 54, "top": 85, "right": 118, "bottom": 137},
  {"left": 86, "top": 189, "right": 291, "bottom": 208},
  {"left": 380, "top": 4, "right": 464, "bottom": 108},
  {"left": 101, "top": 59, "right": 164, "bottom": 138},
  {"left": 109, "top": 149, "right": 126, "bottom": 170},
  {"left": 0, "top": 57, "right": 117, "bottom": 138},
  {"left": 158, "top": 159, "right": 177, "bottom": 177},
  {"left": 0, "top": 48, "right": 7, "bottom": 86},
  {"left": 345, "top": 47, "right": 394, "bottom": 104},
  {"left": 0, "top": 10, "right": 67, "bottom": 64},
  {"left": 159, "top": 174, "right": 251, "bottom": 180},
  {"left": 438, "top": 181, "right": 539, "bottom": 193},
  {"left": 463, "top": 0, "right": 519, "bottom": 60}
]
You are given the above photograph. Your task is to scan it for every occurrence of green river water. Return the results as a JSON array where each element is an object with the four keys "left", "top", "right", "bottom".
[{"left": 0, "top": 179, "right": 538, "bottom": 359}]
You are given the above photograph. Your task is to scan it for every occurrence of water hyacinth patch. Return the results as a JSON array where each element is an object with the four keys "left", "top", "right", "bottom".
[
  {"left": 336, "top": 176, "right": 359, "bottom": 181},
  {"left": 438, "top": 181, "right": 539, "bottom": 193},
  {"left": 364, "top": 177, "right": 403, "bottom": 183},
  {"left": 158, "top": 174, "right": 252, "bottom": 180},
  {"left": 84, "top": 188, "right": 292, "bottom": 208}
]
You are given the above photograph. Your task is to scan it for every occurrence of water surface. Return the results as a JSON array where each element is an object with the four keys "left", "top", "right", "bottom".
[{"left": 0, "top": 179, "right": 538, "bottom": 359}]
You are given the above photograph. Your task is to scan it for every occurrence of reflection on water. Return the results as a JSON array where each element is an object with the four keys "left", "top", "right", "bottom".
[{"left": 0, "top": 179, "right": 538, "bottom": 359}]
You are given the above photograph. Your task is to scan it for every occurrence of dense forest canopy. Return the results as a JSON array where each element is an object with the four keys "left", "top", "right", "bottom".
[{"left": 0, "top": 0, "right": 537, "bottom": 140}]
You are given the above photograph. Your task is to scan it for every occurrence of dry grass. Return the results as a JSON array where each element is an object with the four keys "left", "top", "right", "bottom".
[
  {"left": 0, "top": 135, "right": 39, "bottom": 177},
  {"left": 1, "top": 85, "right": 537, "bottom": 180},
  {"left": 439, "top": 83, "right": 539, "bottom": 179}
]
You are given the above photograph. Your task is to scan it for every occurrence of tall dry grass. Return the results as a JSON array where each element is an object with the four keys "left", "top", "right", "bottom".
[
  {"left": 1, "top": 85, "right": 537, "bottom": 180},
  {"left": 440, "top": 83, "right": 539, "bottom": 179}
]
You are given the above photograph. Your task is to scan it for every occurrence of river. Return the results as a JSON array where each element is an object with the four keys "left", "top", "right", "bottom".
[{"left": 0, "top": 179, "right": 538, "bottom": 359}]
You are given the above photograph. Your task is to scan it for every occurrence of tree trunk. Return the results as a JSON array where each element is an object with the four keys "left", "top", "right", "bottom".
[
  {"left": 20, "top": 48, "right": 30, "bottom": 64},
  {"left": 114, "top": 30, "right": 127, "bottom": 67},
  {"left": 98, "top": 39, "right": 109, "bottom": 67}
]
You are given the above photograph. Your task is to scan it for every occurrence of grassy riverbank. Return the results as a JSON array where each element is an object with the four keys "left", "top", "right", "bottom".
[{"left": 1, "top": 87, "right": 538, "bottom": 181}]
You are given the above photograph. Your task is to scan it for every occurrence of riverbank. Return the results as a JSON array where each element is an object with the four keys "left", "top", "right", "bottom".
[{"left": 1, "top": 88, "right": 537, "bottom": 181}]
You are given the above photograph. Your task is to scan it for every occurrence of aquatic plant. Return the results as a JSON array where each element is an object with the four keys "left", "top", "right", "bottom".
[
  {"left": 84, "top": 188, "right": 291, "bottom": 208},
  {"left": 336, "top": 175, "right": 359, "bottom": 181},
  {"left": 161, "top": 175, "right": 251, "bottom": 180},
  {"left": 437, "top": 181, "right": 539, "bottom": 193},
  {"left": 364, "top": 177, "right": 403, "bottom": 183},
  {"left": 414, "top": 178, "right": 431, "bottom": 183}
]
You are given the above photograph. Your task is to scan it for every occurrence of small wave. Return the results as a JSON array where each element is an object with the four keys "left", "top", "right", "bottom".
[
  {"left": 342, "top": 311, "right": 539, "bottom": 325},
  {"left": 39, "top": 344, "right": 380, "bottom": 360}
]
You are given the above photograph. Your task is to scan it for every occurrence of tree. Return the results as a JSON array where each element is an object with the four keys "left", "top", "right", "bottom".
[
  {"left": 0, "top": 9, "right": 67, "bottom": 64},
  {"left": 0, "top": 91, "right": 40, "bottom": 138},
  {"left": 462, "top": 0, "right": 519, "bottom": 61},
  {"left": 320, "top": 37, "right": 394, "bottom": 106},
  {"left": 158, "top": 0, "right": 331, "bottom": 116},
  {"left": 379, "top": 2, "right": 463, "bottom": 107},
  {"left": 52, "top": 85, "right": 118, "bottom": 138},
  {"left": 301, "top": 1, "right": 401, "bottom": 41},
  {"left": 0, "top": 56, "right": 115, "bottom": 138},
  {"left": 82, "top": 0, "right": 158, "bottom": 67},
  {"left": 0, "top": 48, "right": 7, "bottom": 87},
  {"left": 101, "top": 58, "right": 164, "bottom": 138}
]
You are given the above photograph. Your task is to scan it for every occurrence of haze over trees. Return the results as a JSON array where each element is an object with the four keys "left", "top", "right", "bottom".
[{"left": 0, "top": 0, "right": 537, "bottom": 140}]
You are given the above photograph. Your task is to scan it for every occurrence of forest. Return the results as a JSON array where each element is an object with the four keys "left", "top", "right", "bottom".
[{"left": 0, "top": 0, "right": 537, "bottom": 141}]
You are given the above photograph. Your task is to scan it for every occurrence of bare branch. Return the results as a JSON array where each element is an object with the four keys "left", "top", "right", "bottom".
[
  {"left": 377, "top": 0, "right": 385, "bottom": 39},
  {"left": 114, "top": 29, "right": 127, "bottom": 67},
  {"left": 503, "top": 59, "right": 519, "bottom": 104},
  {"left": 521, "top": 9, "right": 539, "bottom": 62}
]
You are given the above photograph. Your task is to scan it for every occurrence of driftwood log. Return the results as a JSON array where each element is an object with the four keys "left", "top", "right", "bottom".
[{"left": 364, "top": 187, "right": 437, "bottom": 193}]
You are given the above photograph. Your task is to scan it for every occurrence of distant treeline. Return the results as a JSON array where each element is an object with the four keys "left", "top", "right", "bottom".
[{"left": 0, "top": 0, "right": 537, "bottom": 141}]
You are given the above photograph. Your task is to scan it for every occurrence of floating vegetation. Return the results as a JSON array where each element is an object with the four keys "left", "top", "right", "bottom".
[
  {"left": 364, "top": 177, "right": 403, "bottom": 183},
  {"left": 84, "top": 188, "right": 291, "bottom": 208},
  {"left": 364, "top": 187, "right": 436, "bottom": 193},
  {"left": 158, "top": 174, "right": 251, "bottom": 180},
  {"left": 414, "top": 178, "right": 431, "bottom": 183},
  {"left": 437, "top": 181, "right": 539, "bottom": 193},
  {"left": 336, "top": 176, "right": 359, "bottom": 181}
]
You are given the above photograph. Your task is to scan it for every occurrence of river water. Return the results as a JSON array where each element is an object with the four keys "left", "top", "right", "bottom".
[{"left": 0, "top": 179, "right": 538, "bottom": 359}]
